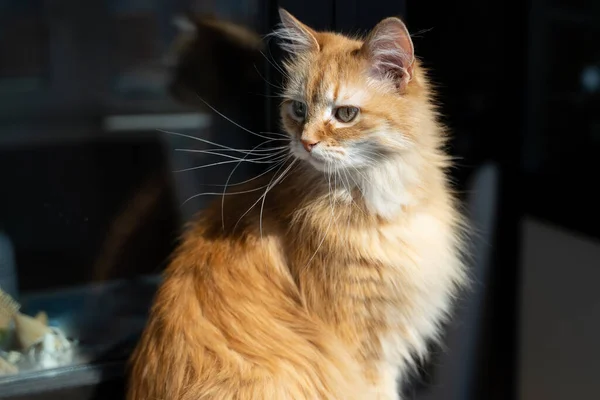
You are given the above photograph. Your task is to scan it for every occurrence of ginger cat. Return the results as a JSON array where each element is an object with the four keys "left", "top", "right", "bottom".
[{"left": 128, "top": 9, "right": 467, "bottom": 400}]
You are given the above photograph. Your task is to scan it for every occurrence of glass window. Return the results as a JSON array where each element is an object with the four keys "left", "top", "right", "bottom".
[{"left": 0, "top": 0, "right": 268, "bottom": 395}]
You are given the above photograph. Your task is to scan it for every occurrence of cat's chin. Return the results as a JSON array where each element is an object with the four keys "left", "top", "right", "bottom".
[
  {"left": 305, "top": 158, "right": 328, "bottom": 172},
  {"left": 291, "top": 147, "right": 327, "bottom": 171},
  {"left": 303, "top": 158, "right": 353, "bottom": 175}
]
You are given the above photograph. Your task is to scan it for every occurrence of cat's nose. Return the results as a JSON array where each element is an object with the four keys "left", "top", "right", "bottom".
[{"left": 301, "top": 139, "right": 320, "bottom": 152}]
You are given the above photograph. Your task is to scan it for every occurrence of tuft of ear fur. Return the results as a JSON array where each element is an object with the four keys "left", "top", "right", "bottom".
[
  {"left": 273, "top": 8, "right": 319, "bottom": 54},
  {"left": 362, "top": 17, "right": 414, "bottom": 91}
]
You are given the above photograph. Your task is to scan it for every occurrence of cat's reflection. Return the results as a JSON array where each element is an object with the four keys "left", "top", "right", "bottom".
[{"left": 166, "top": 14, "right": 266, "bottom": 129}]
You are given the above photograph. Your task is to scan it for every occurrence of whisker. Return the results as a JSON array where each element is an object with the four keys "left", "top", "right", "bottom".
[
  {"left": 174, "top": 156, "right": 287, "bottom": 173},
  {"left": 160, "top": 130, "right": 287, "bottom": 152},
  {"left": 175, "top": 146, "right": 287, "bottom": 154},
  {"left": 253, "top": 64, "right": 285, "bottom": 91},
  {"left": 334, "top": 168, "right": 342, "bottom": 228},
  {"left": 359, "top": 149, "right": 384, "bottom": 165},
  {"left": 210, "top": 157, "right": 289, "bottom": 188},
  {"left": 260, "top": 131, "right": 291, "bottom": 137},
  {"left": 342, "top": 168, "right": 365, "bottom": 216},
  {"left": 361, "top": 148, "right": 384, "bottom": 156},
  {"left": 327, "top": 162, "right": 335, "bottom": 216},
  {"left": 259, "top": 157, "right": 291, "bottom": 238},
  {"left": 222, "top": 140, "right": 287, "bottom": 229},
  {"left": 349, "top": 166, "right": 369, "bottom": 199},
  {"left": 410, "top": 27, "right": 434, "bottom": 38},
  {"left": 303, "top": 169, "right": 340, "bottom": 270},
  {"left": 334, "top": 167, "right": 338, "bottom": 194},
  {"left": 358, "top": 152, "right": 380, "bottom": 164},
  {"left": 182, "top": 184, "right": 275, "bottom": 206},
  {"left": 173, "top": 148, "right": 287, "bottom": 161},
  {"left": 195, "top": 96, "right": 289, "bottom": 140},
  {"left": 233, "top": 161, "right": 287, "bottom": 233},
  {"left": 251, "top": 93, "right": 285, "bottom": 98},
  {"left": 340, "top": 169, "right": 353, "bottom": 231},
  {"left": 259, "top": 49, "right": 290, "bottom": 80},
  {"left": 233, "top": 159, "right": 296, "bottom": 234}
]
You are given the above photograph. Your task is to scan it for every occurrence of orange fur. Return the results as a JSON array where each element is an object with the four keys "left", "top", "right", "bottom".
[{"left": 129, "top": 10, "right": 467, "bottom": 400}]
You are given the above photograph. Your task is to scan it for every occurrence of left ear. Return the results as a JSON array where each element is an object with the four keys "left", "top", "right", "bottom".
[
  {"left": 172, "top": 14, "right": 198, "bottom": 34},
  {"left": 275, "top": 8, "right": 320, "bottom": 54},
  {"left": 361, "top": 17, "right": 415, "bottom": 91}
]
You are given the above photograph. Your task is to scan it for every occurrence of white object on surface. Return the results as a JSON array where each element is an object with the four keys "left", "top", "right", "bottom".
[
  {"left": 0, "top": 355, "right": 18, "bottom": 375},
  {"left": 27, "top": 327, "right": 74, "bottom": 370}
]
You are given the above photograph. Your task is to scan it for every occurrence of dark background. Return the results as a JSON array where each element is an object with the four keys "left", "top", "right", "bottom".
[{"left": 0, "top": 0, "right": 598, "bottom": 399}]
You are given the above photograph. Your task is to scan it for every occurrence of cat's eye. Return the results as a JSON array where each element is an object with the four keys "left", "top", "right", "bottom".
[
  {"left": 334, "top": 106, "right": 359, "bottom": 123},
  {"left": 290, "top": 101, "right": 307, "bottom": 120}
]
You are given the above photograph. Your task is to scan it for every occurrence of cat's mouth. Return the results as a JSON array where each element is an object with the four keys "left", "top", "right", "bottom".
[
  {"left": 290, "top": 141, "right": 337, "bottom": 170},
  {"left": 303, "top": 153, "right": 345, "bottom": 173}
]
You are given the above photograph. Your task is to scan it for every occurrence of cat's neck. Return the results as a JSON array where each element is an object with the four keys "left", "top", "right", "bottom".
[
  {"left": 282, "top": 152, "right": 440, "bottom": 222},
  {"left": 354, "top": 154, "right": 422, "bottom": 219}
]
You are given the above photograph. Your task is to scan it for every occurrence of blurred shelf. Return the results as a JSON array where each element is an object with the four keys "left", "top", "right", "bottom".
[
  {"left": 0, "top": 112, "right": 210, "bottom": 148},
  {"left": 0, "top": 361, "right": 125, "bottom": 399}
]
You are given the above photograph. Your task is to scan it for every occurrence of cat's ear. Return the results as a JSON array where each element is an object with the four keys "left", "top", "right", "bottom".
[
  {"left": 275, "top": 8, "right": 319, "bottom": 53},
  {"left": 362, "top": 17, "right": 414, "bottom": 91},
  {"left": 173, "top": 14, "right": 197, "bottom": 34}
]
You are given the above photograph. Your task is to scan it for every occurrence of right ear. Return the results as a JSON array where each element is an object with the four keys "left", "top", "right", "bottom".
[
  {"left": 361, "top": 17, "right": 415, "bottom": 91},
  {"left": 274, "top": 8, "right": 319, "bottom": 53}
]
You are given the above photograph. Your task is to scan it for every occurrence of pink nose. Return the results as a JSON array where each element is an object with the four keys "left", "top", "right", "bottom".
[{"left": 301, "top": 139, "right": 320, "bottom": 152}]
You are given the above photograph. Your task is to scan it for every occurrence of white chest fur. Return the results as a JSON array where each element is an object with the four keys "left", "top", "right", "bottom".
[{"left": 362, "top": 211, "right": 465, "bottom": 395}]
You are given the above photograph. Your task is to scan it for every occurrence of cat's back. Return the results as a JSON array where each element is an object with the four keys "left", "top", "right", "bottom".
[{"left": 127, "top": 205, "right": 368, "bottom": 400}]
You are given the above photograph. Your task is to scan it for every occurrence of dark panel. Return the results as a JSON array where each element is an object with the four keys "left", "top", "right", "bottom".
[
  {"left": 0, "top": 138, "right": 179, "bottom": 291},
  {"left": 408, "top": 0, "right": 527, "bottom": 399}
]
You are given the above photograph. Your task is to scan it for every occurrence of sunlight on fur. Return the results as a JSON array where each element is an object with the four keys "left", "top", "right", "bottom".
[{"left": 128, "top": 9, "right": 468, "bottom": 400}]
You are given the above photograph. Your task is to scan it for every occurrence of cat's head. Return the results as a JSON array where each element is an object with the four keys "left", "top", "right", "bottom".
[{"left": 275, "top": 9, "right": 434, "bottom": 174}]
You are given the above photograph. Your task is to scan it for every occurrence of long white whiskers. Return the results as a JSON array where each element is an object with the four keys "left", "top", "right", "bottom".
[
  {"left": 174, "top": 154, "right": 287, "bottom": 173},
  {"left": 175, "top": 146, "right": 287, "bottom": 154},
  {"left": 253, "top": 64, "right": 285, "bottom": 91},
  {"left": 182, "top": 184, "right": 277, "bottom": 206},
  {"left": 259, "top": 157, "right": 295, "bottom": 238},
  {"left": 173, "top": 148, "right": 287, "bottom": 162},
  {"left": 302, "top": 165, "right": 340, "bottom": 270},
  {"left": 233, "top": 158, "right": 296, "bottom": 234},
  {"left": 196, "top": 96, "right": 288, "bottom": 140},
  {"left": 159, "top": 130, "right": 288, "bottom": 153},
  {"left": 341, "top": 168, "right": 365, "bottom": 215},
  {"left": 203, "top": 155, "right": 289, "bottom": 189},
  {"left": 221, "top": 139, "right": 286, "bottom": 229},
  {"left": 259, "top": 48, "right": 291, "bottom": 81}
]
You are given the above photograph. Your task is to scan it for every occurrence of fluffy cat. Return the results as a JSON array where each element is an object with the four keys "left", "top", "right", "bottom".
[{"left": 128, "top": 9, "right": 467, "bottom": 400}]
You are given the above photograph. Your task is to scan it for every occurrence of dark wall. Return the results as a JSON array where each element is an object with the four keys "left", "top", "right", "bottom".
[{"left": 408, "top": 2, "right": 528, "bottom": 399}]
